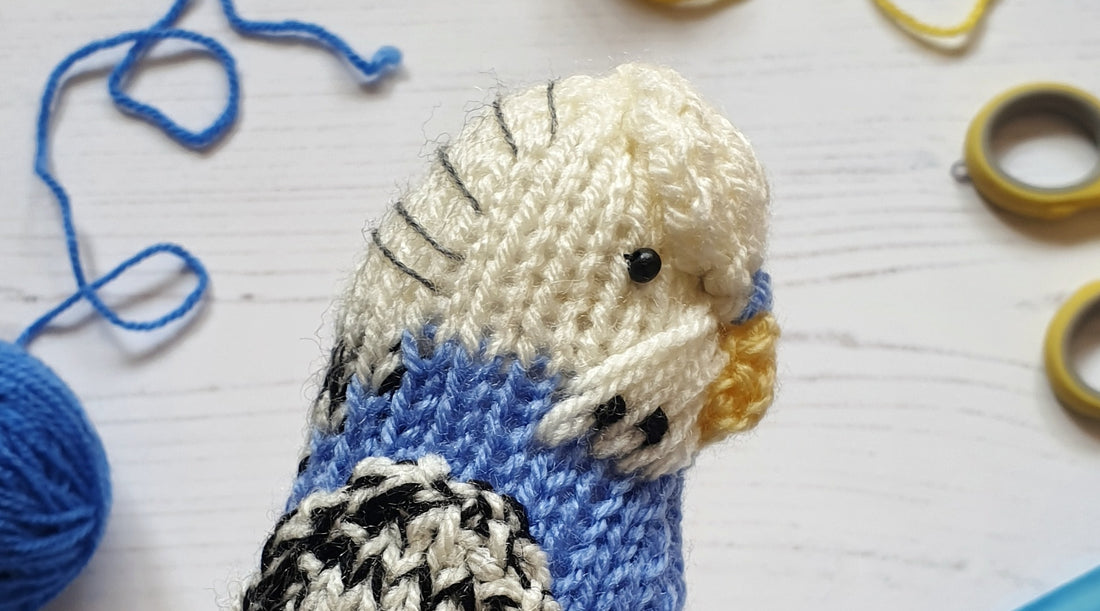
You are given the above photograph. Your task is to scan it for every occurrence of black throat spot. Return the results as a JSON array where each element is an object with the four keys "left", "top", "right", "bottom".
[{"left": 637, "top": 407, "right": 669, "bottom": 447}]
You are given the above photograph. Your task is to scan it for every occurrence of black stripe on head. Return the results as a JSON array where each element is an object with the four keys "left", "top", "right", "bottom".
[
  {"left": 493, "top": 97, "right": 518, "bottom": 157},
  {"left": 437, "top": 147, "right": 482, "bottom": 214},
  {"left": 371, "top": 227, "right": 438, "bottom": 292},
  {"left": 547, "top": 80, "right": 558, "bottom": 140},
  {"left": 394, "top": 201, "right": 464, "bottom": 261}
]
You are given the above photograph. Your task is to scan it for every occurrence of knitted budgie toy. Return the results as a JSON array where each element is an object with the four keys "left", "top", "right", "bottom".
[{"left": 238, "top": 63, "right": 778, "bottom": 611}]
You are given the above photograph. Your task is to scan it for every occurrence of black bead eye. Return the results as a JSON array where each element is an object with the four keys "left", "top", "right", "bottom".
[{"left": 624, "top": 248, "right": 661, "bottom": 283}]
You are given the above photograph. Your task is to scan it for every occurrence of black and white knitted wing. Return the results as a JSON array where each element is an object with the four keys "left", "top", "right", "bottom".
[{"left": 241, "top": 456, "right": 559, "bottom": 611}]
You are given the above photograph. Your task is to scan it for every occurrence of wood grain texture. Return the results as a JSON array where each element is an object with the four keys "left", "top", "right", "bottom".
[{"left": 2, "top": 1, "right": 1100, "bottom": 609}]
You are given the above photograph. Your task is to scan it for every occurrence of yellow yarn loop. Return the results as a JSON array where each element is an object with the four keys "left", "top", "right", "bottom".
[
  {"left": 644, "top": 0, "right": 725, "bottom": 7},
  {"left": 698, "top": 313, "right": 779, "bottom": 446},
  {"left": 872, "top": 0, "right": 993, "bottom": 38}
]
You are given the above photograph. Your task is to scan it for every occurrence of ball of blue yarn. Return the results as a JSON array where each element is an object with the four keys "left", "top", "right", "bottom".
[{"left": 0, "top": 341, "right": 111, "bottom": 611}]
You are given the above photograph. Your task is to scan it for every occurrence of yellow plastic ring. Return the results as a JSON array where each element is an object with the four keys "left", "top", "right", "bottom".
[
  {"left": 963, "top": 83, "right": 1100, "bottom": 220},
  {"left": 1044, "top": 281, "right": 1100, "bottom": 419}
]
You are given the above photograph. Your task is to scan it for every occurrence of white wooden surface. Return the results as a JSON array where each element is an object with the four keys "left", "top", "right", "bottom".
[{"left": 2, "top": 1, "right": 1100, "bottom": 609}]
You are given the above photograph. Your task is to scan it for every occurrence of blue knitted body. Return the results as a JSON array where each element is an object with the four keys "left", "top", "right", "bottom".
[{"left": 291, "top": 332, "right": 687, "bottom": 611}]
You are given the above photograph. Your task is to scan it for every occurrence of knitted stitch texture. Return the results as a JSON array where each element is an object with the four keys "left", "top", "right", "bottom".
[
  {"left": 246, "top": 454, "right": 559, "bottom": 611},
  {"left": 238, "top": 64, "right": 777, "bottom": 611},
  {"left": 246, "top": 332, "right": 685, "bottom": 611}
]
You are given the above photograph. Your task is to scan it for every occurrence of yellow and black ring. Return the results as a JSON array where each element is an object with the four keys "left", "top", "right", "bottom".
[
  {"left": 963, "top": 82, "right": 1100, "bottom": 220},
  {"left": 964, "top": 83, "right": 1100, "bottom": 418}
]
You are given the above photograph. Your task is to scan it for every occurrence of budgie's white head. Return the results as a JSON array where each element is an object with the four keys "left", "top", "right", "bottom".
[{"left": 332, "top": 63, "right": 777, "bottom": 477}]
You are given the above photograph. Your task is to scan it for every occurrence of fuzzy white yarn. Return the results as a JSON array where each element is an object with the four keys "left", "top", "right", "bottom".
[{"left": 327, "top": 63, "right": 769, "bottom": 477}]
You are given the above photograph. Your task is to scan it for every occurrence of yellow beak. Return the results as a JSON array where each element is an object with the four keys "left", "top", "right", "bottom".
[{"left": 698, "top": 312, "right": 779, "bottom": 446}]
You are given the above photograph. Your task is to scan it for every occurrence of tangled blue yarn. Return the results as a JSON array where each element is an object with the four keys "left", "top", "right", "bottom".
[
  {"left": 3, "top": 2, "right": 400, "bottom": 609},
  {"left": 19, "top": 0, "right": 400, "bottom": 346}
]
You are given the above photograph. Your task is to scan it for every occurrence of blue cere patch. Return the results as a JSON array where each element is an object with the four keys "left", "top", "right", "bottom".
[
  {"left": 291, "top": 329, "right": 687, "bottom": 611},
  {"left": 734, "top": 269, "right": 773, "bottom": 324}
]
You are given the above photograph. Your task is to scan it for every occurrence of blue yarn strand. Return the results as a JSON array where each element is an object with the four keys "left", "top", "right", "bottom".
[
  {"left": 15, "top": 242, "right": 209, "bottom": 348},
  {"left": 106, "top": 0, "right": 400, "bottom": 150},
  {"left": 16, "top": 28, "right": 229, "bottom": 349},
  {"left": 17, "top": 0, "right": 401, "bottom": 348},
  {"left": 216, "top": 0, "right": 402, "bottom": 79},
  {"left": 17, "top": 27, "right": 228, "bottom": 349},
  {"left": 107, "top": 1, "right": 213, "bottom": 147}
]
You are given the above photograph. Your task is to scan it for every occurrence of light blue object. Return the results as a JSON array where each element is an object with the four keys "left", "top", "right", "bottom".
[
  {"left": 1017, "top": 565, "right": 1100, "bottom": 611},
  {"left": 734, "top": 269, "right": 773, "bottom": 324},
  {"left": 3, "top": 2, "right": 401, "bottom": 609},
  {"left": 293, "top": 330, "right": 688, "bottom": 610}
]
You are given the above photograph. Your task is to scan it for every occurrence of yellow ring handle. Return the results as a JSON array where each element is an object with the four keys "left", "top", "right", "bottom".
[
  {"left": 964, "top": 82, "right": 1100, "bottom": 219},
  {"left": 1044, "top": 281, "right": 1100, "bottom": 419}
]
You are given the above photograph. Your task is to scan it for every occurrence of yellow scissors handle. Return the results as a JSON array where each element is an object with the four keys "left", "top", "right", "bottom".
[
  {"left": 964, "top": 82, "right": 1100, "bottom": 219},
  {"left": 1044, "top": 281, "right": 1100, "bottom": 419}
]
